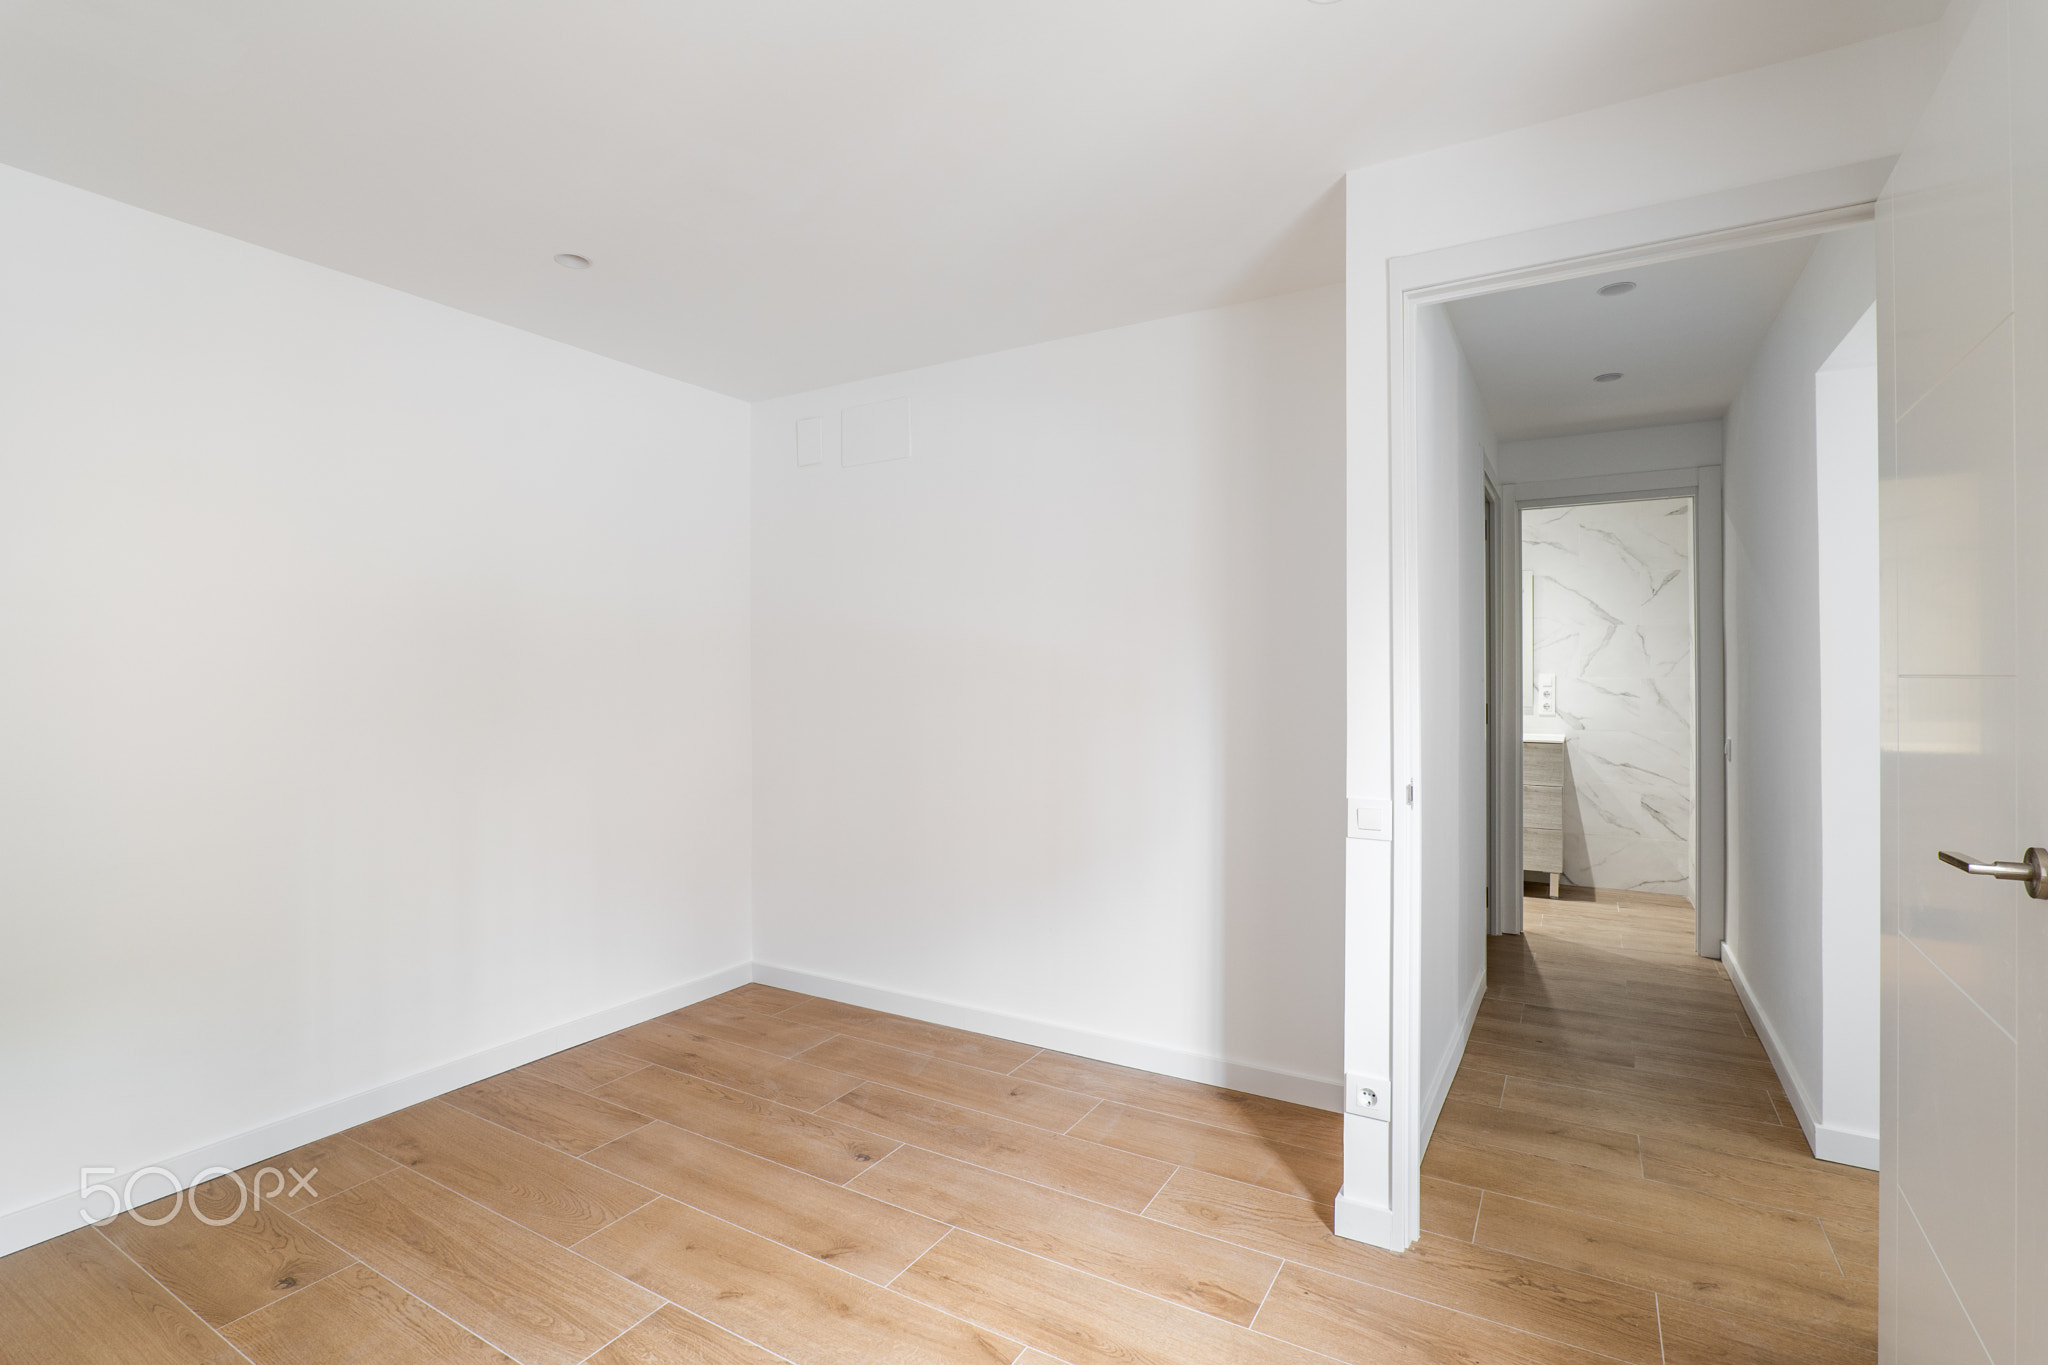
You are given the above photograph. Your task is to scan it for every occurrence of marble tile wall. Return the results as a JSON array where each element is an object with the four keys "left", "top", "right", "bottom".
[{"left": 1524, "top": 497, "right": 1694, "bottom": 901}]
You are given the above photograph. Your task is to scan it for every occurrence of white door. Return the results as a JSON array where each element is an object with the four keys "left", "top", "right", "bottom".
[{"left": 1880, "top": 1, "right": 2046, "bottom": 1360}]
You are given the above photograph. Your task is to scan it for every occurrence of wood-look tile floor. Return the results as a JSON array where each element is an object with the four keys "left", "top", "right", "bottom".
[{"left": 1, "top": 896, "right": 1875, "bottom": 1364}]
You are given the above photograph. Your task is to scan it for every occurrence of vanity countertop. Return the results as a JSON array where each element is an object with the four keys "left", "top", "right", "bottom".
[{"left": 1522, "top": 732, "right": 1566, "bottom": 744}]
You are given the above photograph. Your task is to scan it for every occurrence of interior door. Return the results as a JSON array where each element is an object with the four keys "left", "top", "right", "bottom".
[{"left": 1880, "top": 1, "right": 2045, "bottom": 1359}]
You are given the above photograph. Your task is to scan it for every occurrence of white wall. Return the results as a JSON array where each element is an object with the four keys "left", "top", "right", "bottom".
[
  {"left": 1497, "top": 420, "right": 1723, "bottom": 485},
  {"left": 1722, "top": 224, "right": 1878, "bottom": 1167},
  {"left": 1523, "top": 497, "right": 1695, "bottom": 899},
  {"left": 1815, "top": 305, "right": 1880, "bottom": 1167},
  {"left": 1341, "top": 25, "right": 1941, "bottom": 1245},
  {"left": 751, "top": 287, "right": 1345, "bottom": 1104},
  {"left": 1415, "top": 306, "right": 1493, "bottom": 1146},
  {"left": 0, "top": 164, "right": 754, "bottom": 1252}
]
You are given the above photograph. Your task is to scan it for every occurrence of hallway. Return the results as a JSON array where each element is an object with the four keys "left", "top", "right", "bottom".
[{"left": 1424, "top": 893, "right": 1877, "bottom": 1361}]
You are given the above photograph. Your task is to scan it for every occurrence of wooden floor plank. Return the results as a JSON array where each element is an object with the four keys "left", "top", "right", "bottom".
[
  {"left": 850, "top": 1144, "right": 1280, "bottom": 1325},
  {"left": 296, "top": 1169, "right": 659, "bottom": 1365},
  {"left": 1147, "top": 1168, "right": 1662, "bottom": 1365},
  {"left": 442, "top": 1068, "right": 652, "bottom": 1155},
  {"left": 1445, "top": 1066, "right": 1507, "bottom": 1107},
  {"left": 1823, "top": 1219, "right": 1879, "bottom": 1283},
  {"left": 1510, "top": 993, "right": 1754, "bottom": 1039},
  {"left": 346, "top": 1100, "right": 653, "bottom": 1246},
  {"left": 98, "top": 1179, "right": 354, "bottom": 1328},
  {"left": 652, "top": 1003, "right": 839, "bottom": 1058},
  {"left": 592, "top": 1063, "right": 899, "bottom": 1182},
  {"left": 1421, "top": 1177, "right": 1483, "bottom": 1240},
  {"left": 709, "top": 983, "right": 815, "bottom": 1014},
  {"left": 520, "top": 1040, "right": 649, "bottom": 1094},
  {"left": 1067, "top": 1099, "right": 1342, "bottom": 1202},
  {"left": 578, "top": 1197, "right": 1022, "bottom": 1365},
  {"left": 604, "top": 1016, "right": 862, "bottom": 1111},
  {"left": 1423, "top": 1133, "right": 1840, "bottom": 1273},
  {"left": 1632, "top": 1045, "right": 1793, "bottom": 1097},
  {"left": 1431, "top": 1099, "right": 1643, "bottom": 1176},
  {"left": 1470, "top": 1016, "right": 1638, "bottom": 1068},
  {"left": 220, "top": 1264, "right": 516, "bottom": 1364},
  {"left": 0, "top": 1229, "right": 240, "bottom": 1365},
  {"left": 895, "top": 1229, "right": 1330, "bottom": 1365},
  {"left": 1636, "top": 1136, "right": 1876, "bottom": 1224},
  {"left": 1458, "top": 1040, "right": 1781, "bottom": 1125},
  {"left": 777, "top": 996, "right": 1042, "bottom": 1072},
  {"left": 1012, "top": 1051, "right": 1340, "bottom": 1154},
  {"left": 1253, "top": 1261, "right": 1633, "bottom": 1365},
  {"left": 583, "top": 1120, "right": 946, "bottom": 1284},
  {"left": 821, "top": 1083, "right": 1174, "bottom": 1212},
  {"left": 1500, "top": 1078, "right": 1819, "bottom": 1168},
  {"left": 227, "top": 1136, "right": 396, "bottom": 1216},
  {"left": 1656, "top": 1295, "right": 1879, "bottom": 1364},
  {"left": 799, "top": 1033, "right": 1098, "bottom": 1132},
  {"left": 584, "top": 1303, "right": 789, "bottom": 1365},
  {"left": 1472, "top": 1193, "right": 1877, "bottom": 1350}
]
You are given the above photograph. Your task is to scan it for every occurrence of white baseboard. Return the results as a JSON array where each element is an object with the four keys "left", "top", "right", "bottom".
[
  {"left": 1720, "top": 942, "right": 1877, "bottom": 1172},
  {"left": 753, "top": 962, "right": 1344, "bottom": 1113},
  {"left": 1421, "top": 967, "right": 1488, "bottom": 1152},
  {"left": 1811, "top": 1122, "right": 1880, "bottom": 1169},
  {"left": 1332, "top": 1190, "right": 1401, "bottom": 1249},
  {"left": 0, "top": 960, "right": 750, "bottom": 1259}
]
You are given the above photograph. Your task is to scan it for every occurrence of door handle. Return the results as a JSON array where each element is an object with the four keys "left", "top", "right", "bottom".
[{"left": 1938, "top": 848, "right": 2048, "bottom": 899}]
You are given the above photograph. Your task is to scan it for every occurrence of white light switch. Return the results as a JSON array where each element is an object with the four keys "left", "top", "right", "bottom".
[
  {"left": 1347, "top": 797, "right": 1393, "bottom": 841},
  {"left": 1534, "top": 673, "right": 1557, "bottom": 717}
]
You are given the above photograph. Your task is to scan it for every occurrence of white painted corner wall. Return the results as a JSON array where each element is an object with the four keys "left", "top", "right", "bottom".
[
  {"left": 0, "top": 163, "right": 755, "bottom": 1254},
  {"left": 749, "top": 286, "right": 1349, "bottom": 1111},
  {"left": 1723, "top": 224, "right": 1880, "bottom": 1168}
]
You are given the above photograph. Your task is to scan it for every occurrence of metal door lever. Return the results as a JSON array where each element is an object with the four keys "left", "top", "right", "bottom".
[{"left": 1938, "top": 848, "right": 2048, "bottom": 899}]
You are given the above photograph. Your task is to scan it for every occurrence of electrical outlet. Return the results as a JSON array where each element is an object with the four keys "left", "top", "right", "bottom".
[
  {"left": 1345, "top": 1072, "right": 1389, "bottom": 1120},
  {"left": 1535, "top": 673, "right": 1557, "bottom": 717}
]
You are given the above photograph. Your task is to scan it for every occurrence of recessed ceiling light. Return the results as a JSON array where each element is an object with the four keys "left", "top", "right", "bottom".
[
  {"left": 1597, "top": 281, "right": 1636, "bottom": 296},
  {"left": 1306, "top": 0, "right": 1343, "bottom": 5},
  {"left": 553, "top": 253, "right": 591, "bottom": 270},
  {"left": 1594, "top": 372, "right": 1624, "bottom": 383}
]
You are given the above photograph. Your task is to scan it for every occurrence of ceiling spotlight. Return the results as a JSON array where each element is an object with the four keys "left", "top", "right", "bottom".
[
  {"left": 1597, "top": 281, "right": 1636, "bottom": 296},
  {"left": 553, "top": 253, "right": 591, "bottom": 270},
  {"left": 1594, "top": 372, "right": 1624, "bottom": 383}
]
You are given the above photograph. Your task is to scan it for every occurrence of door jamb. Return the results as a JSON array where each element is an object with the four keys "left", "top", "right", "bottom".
[{"left": 1496, "top": 473, "right": 1725, "bottom": 954}]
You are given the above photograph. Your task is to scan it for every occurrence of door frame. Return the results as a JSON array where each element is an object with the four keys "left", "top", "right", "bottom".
[
  {"left": 1363, "top": 174, "right": 1879, "bottom": 1250},
  {"left": 1491, "top": 474, "right": 1724, "bottom": 951}
]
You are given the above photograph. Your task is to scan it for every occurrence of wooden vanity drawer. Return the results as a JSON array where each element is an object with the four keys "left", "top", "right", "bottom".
[
  {"left": 1523, "top": 784, "right": 1564, "bottom": 824},
  {"left": 1522, "top": 741, "right": 1565, "bottom": 788},
  {"left": 1523, "top": 825, "right": 1564, "bottom": 873}
]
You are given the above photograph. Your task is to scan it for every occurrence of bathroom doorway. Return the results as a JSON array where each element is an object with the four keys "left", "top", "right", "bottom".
[{"left": 1517, "top": 495, "right": 1699, "bottom": 916}]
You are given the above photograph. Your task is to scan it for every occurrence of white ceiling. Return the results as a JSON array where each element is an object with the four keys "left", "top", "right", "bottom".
[
  {"left": 0, "top": 2, "right": 1939, "bottom": 399},
  {"left": 1446, "top": 235, "right": 1826, "bottom": 443}
]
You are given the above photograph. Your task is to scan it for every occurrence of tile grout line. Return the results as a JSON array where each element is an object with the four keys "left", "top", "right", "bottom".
[
  {"left": 86, "top": 1222, "right": 265, "bottom": 1365},
  {"left": 572, "top": 1301, "right": 663, "bottom": 1364},
  {"left": 206, "top": 1256, "right": 357, "bottom": 1333}
]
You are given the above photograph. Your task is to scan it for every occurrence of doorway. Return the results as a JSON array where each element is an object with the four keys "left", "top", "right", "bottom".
[{"left": 1516, "top": 494, "right": 1699, "bottom": 915}]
